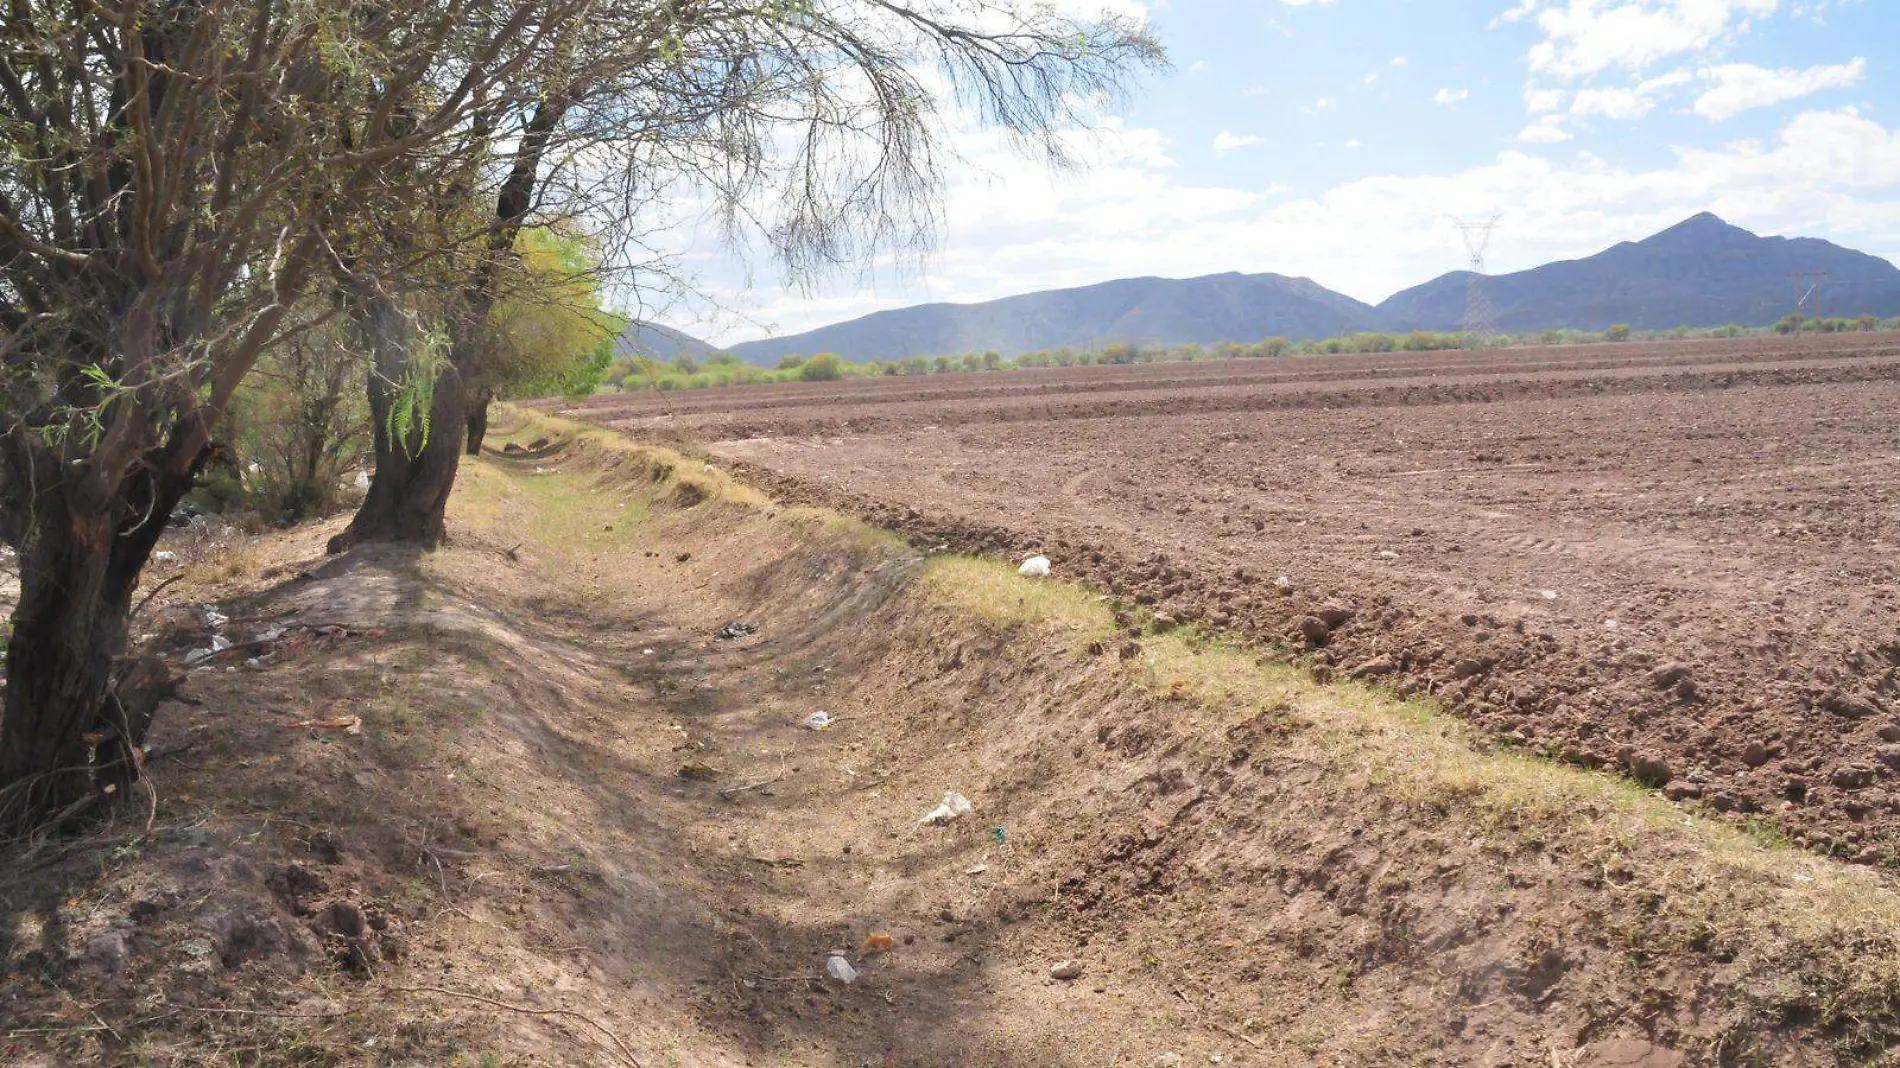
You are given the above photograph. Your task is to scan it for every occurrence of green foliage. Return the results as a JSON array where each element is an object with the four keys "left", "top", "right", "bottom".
[
  {"left": 777, "top": 354, "right": 807, "bottom": 370},
  {"left": 1605, "top": 323, "right": 1632, "bottom": 342},
  {"left": 801, "top": 352, "right": 845, "bottom": 381},
  {"left": 488, "top": 228, "right": 621, "bottom": 400},
  {"left": 1775, "top": 313, "right": 1806, "bottom": 335}
]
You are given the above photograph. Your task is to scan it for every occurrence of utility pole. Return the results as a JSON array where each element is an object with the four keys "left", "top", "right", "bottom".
[{"left": 1451, "top": 214, "right": 1503, "bottom": 347}]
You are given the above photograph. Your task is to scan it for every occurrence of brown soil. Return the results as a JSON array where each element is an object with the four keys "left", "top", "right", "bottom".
[
  {"left": 549, "top": 332, "right": 1900, "bottom": 863},
  {"left": 9, "top": 414, "right": 1900, "bottom": 1067}
]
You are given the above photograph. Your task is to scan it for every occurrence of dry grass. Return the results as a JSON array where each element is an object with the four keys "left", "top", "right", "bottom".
[{"left": 918, "top": 553, "right": 1900, "bottom": 1049}]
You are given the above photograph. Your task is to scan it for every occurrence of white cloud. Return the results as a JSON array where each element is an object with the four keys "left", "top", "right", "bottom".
[
  {"left": 1694, "top": 57, "right": 1868, "bottom": 120},
  {"left": 1525, "top": 85, "right": 1568, "bottom": 114},
  {"left": 1434, "top": 88, "right": 1471, "bottom": 106},
  {"left": 1519, "top": 118, "right": 1574, "bottom": 143},
  {"left": 1524, "top": 68, "right": 1695, "bottom": 123},
  {"left": 1277, "top": 0, "right": 1340, "bottom": 5},
  {"left": 1345, "top": 138, "right": 1363, "bottom": 149},
  {"left": 1213, "top": 130, "right": 1266, "bottom": 156},
  {"left": 1391, "top": 56, "right": 1409, "bottom": 66},
  {"left": 1189, "top": 60, "right": 1211, "bottom": 73},
  {"left": 1525, "top": 0, "right": 1781, "bottom": 80},
  {"left": 1363, "top": 73, "right": 1379, "bottom": 85}
]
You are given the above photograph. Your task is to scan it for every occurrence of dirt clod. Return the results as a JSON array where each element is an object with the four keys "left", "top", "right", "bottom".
[
  {"left": 1050, "top": 959, "right": 1084, "bottom": 980},
  {"left": 1630, "top": 751, "right": 1674, "bottom": 787}
]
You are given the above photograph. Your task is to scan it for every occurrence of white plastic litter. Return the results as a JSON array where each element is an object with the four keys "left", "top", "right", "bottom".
[
  {"left": 185, "top": 635, "right": 233, "bottom": 665},
  {"left": 1018, "top": 555, "right": 1052, "bottom": 578},
  {"left": 919, "top": 791, "right": 975, "bottom": 826},
  {"left": 153, "top": 551, "right": 180, "bottom": 564},
  {"left": 826, "top": 953, "right": 858, "bottom": 984},
  {"left": 203, "top": 608, "right": 230, "bottom": 629},
  {"left": 804, "top": 711, "right": 833, "bottom": 732},
  {"left": 354, "top": 471, "right": 372, "bottom": 490}
]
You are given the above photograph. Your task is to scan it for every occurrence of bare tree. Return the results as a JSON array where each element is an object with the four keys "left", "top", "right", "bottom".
[{"left": 0, "top": 0, "right": 602, "bottom": 832}]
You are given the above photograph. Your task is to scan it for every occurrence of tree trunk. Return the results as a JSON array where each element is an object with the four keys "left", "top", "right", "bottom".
[
  {"left": 326, "top": 362, "right": 469, "bottom": 552},
  {"left": 465, "top": 388, "right": 494, "bottom": 456},
  {"left": 0, "top": 440, "right": 200, "bottom": 834}
]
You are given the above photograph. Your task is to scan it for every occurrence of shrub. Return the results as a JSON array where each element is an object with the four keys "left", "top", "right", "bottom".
[
  {"left": 800, "top": 352, "right": 845, "bottom": 381},
  {"left": 1604, "top": 323, "right": 1632, "bottom": 342}
]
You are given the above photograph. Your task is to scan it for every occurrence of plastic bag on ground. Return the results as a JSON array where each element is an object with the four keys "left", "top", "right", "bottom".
[
  {"left": 804, "top": 711, "right": 833, "bottom": 731},
  {"left": 919, "top": 791, "right": 975, "bottom": 826},
  {"left": 826, "top": 953, "right": 858, "bottom": 984},
  {"left": 1018, "top": 555, "right": 1052, "bottom": 578}
]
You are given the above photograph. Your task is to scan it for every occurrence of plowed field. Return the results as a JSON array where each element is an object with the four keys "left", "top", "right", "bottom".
[{"left": 550, "top": 332, "right": 1900, "bottom": 860}]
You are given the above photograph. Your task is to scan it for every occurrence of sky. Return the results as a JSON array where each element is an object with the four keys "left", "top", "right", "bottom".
[{"left": 645, "top": 0, "right": 1900, "bottom": 347}]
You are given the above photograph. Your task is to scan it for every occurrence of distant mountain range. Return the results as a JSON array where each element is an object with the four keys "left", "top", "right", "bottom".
[
  {"left": 646, "top": 214, "right": 1900, "bottom": 366},
  {"left": 614, "top": 320, "right": 722, "bottom": 364}
]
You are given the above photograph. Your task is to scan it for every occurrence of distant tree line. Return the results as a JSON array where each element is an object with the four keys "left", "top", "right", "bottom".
[{"left": 609, "top": 315, "right": 1900, "bottom": 392}]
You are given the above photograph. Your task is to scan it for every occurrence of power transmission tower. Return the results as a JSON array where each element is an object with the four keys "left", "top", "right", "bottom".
[
  {"left": 1792, "top": 271, "right": 1827, "bottom": 330},
  {"left": 1451, "top": 214, "right": 1503, "bottom": 346}
]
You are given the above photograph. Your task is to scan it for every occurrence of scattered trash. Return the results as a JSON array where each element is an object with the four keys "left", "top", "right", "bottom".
[
  {"left": 965, "top": 863, "right": 990, "bottom": 876},
  {"left": 292, "top": 715, "right": 363, "bottom": 736},
  {"left": 354, "top": 471, "right": 372, "bottom": 489},
  {"left": 1018, "top": 555, "right": 1052, "bottom": 578},
  {"left": 715, "top": 621, "right": 760, "bottom": 641},
  {"left": 918, "top": 792, "right": 974, "bottom": 826},
  {"left": 993, "top": 826, "right": 1007, "bottom": 845},
  {"left": 184, "top": 635, "right": 234, "bottom": 665},
  {"left": 1539, "top": 589, "right": 1560, "bottom": 600},
  {"left": 153, "top": 550, "right": 180, "bottom": 564},
  {"left": 825, "top": 952, "right": 858, "bottom": 984},
  {"left": 860, "top": 933, "right": 897, "bottom": 955},
  {"left": 676, "top": 762, "right": 721, "bottom": 782},
  {"left": 804, "top": 711, "right": 834, "bottom": 732},
  {"left": 202, "top": 608, "right": 230, "bottom": 629},
  {"left": 1050, "top": 959, "right": 1085, "bottom": 981},
  {"left": 643, "top": 648, "right": 655, "bottom": 656},
  {"left": 1377, "top": 549, "right": 1399, "bottom": 560}
]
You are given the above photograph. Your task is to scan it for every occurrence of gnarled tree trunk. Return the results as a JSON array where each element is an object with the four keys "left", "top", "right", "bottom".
[
  {"left": 327, "top": 361, "right": 470, "bottom": 552},
  {"left": 465, "top": 387, "right": 495, "bottom": 456},
  {"left": 0, "top": 434, "right": 205, "bottom": 833}
]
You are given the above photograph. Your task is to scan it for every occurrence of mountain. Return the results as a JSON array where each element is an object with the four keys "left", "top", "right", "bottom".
[
  {"left": 1376, "top": 213, "right": 1900, "bottom": 332},
  {"left": 614, "top": 321, "right": 722, "bottom": 363},
  {"left": 721, "top": 214, "right": 1900, "bottom": 363},
  {"left": 725, "top": 272, "right": 1380, "bottom": 366}
]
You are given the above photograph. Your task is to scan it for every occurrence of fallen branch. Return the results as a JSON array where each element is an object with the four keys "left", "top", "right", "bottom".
[{"left": 382, "top": 984, "right": 643, "bottom": 1068}]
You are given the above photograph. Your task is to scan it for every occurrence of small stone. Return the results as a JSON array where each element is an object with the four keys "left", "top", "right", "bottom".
[
  {"left": 1452, "top": 658, "right": 1486, "bottom": 679},
  {"left": 1877, "top": 724, "right": 1900, "bottom": 743},
  {"left": 1050, "top": 959, "right": 1085, "bottom": 981},
  {"left": 1739, "top": 741, "right": 1770, "bottom": 768},
  {"left": 1662, "top": 781, "right": 1702, "bottom": 801}
]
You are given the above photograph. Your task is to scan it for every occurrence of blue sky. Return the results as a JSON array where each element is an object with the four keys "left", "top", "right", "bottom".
[{"left": 659, "top": 0, "right": 1898, "bottom": 346}]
